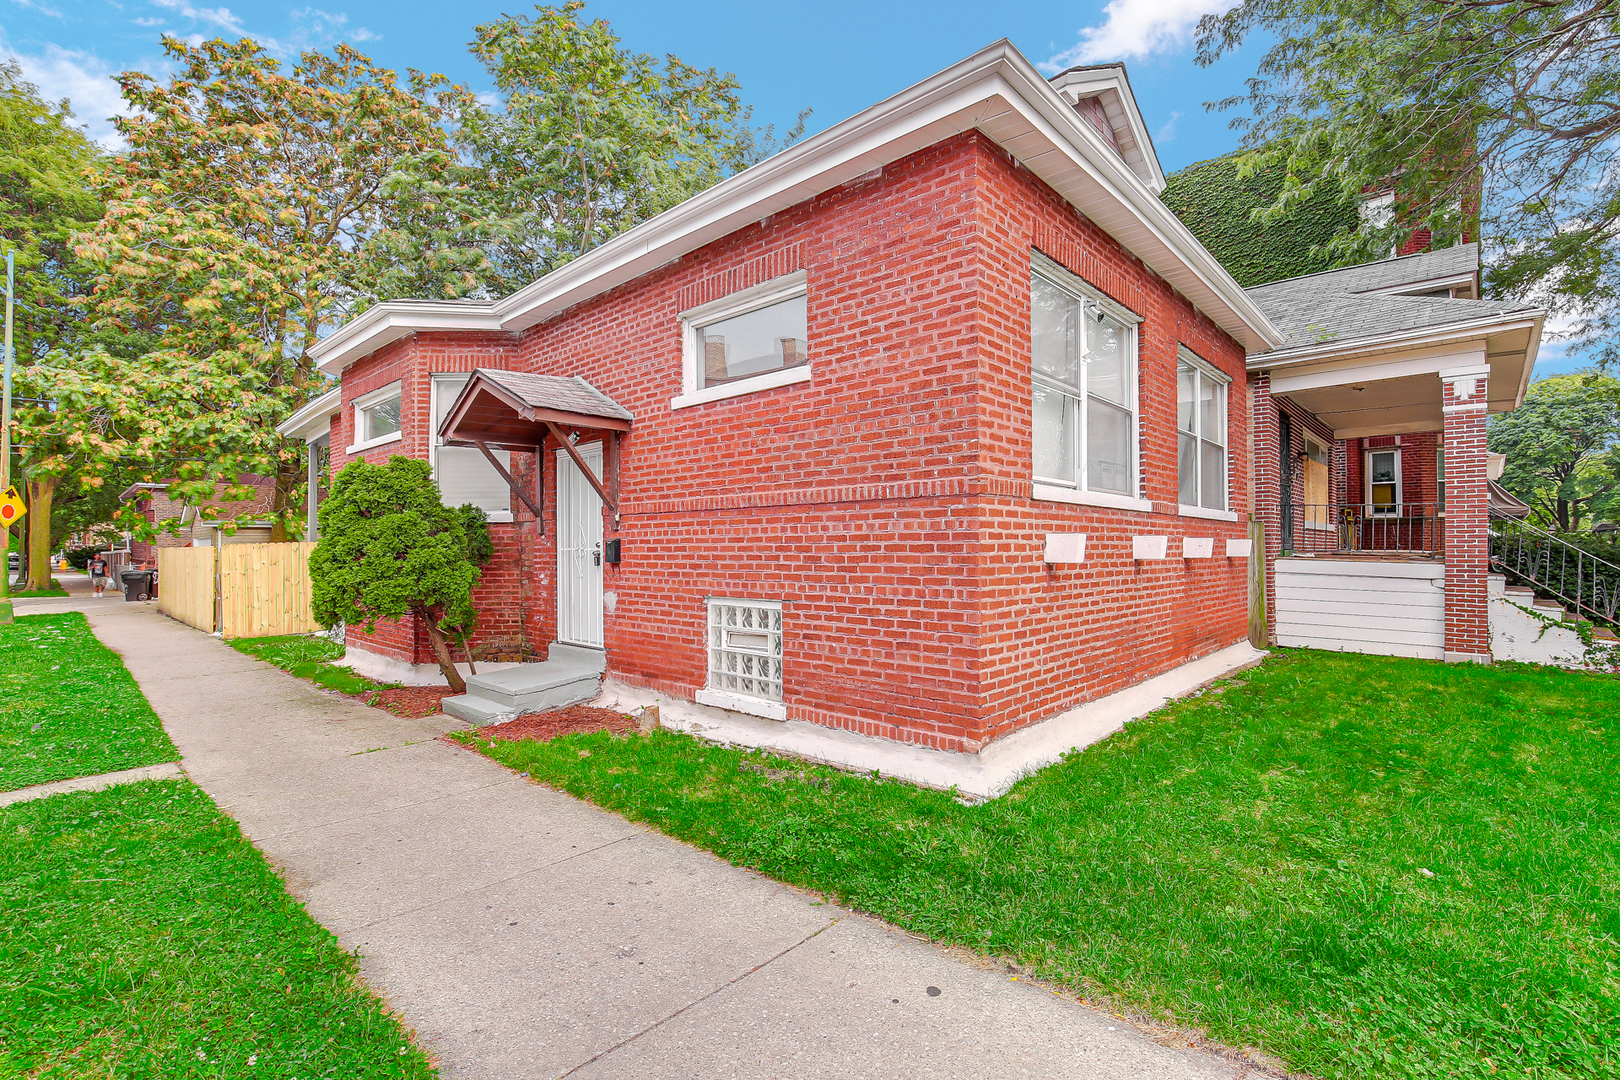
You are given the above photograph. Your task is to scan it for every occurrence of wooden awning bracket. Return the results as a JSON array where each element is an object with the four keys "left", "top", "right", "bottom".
[
  {"left": 544, "top": 421, "right": 619, "bottom": 521},
  {"left": 473, "top": 439, "right": 545, "bottom": 527}
]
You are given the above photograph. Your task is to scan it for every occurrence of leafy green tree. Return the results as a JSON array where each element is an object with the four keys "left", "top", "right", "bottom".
[
  {"left": 455, "top": 1, "right": 774, "bottom": 290},
  {"left": 310, "top": 457, "right": 493, "bottom": 693},
  {"left": 72, "top": 36, "right": 488, "bottom": 540},
  {"left": 0, "top": 61, "right": 101, "bottom": 361},
  {"left": 1196, "top": 1, "right": 1620, "bottom": 360},
  {"left": 1489, "top": 373, "right": 1620, "bottom": 531}
]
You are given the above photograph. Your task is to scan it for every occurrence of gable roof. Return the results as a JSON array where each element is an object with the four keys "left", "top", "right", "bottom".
[
  {"left": 311, "top": 40, "right": 1284, "bottom": 376},
  {"left": 1245, "top": 244, "right": 1540, "bottom": 357},
  {"left": 1044, "top": 63, "right": 1163, "bottom": 192}
]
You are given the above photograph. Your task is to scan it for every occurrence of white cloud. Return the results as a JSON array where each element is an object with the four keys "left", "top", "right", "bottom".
[
  {"left": 1, "top": 36, "right": 132, "bottom": 149},
  {"left": 133, "top": 16, "right": 164, "bottom": 25},
  {"left": 1155, "top": 110, "right": 1181, "bottom": 143},
  {"left": 151, "top": 0, "right": 246, "bottom": 35},
  {"left": 9, "top": 0, "right": 65, "bottom": 19},
  {"left": 1043, "top": 0, "right": 1239, "bottom": 70}
]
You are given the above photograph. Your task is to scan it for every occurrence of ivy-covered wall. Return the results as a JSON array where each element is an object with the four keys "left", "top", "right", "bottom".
[{"left": 1160, "top": 152, "right": 1361, "bottom": 288}]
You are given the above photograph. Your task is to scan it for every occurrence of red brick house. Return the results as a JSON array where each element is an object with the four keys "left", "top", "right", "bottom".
[{"left": 293, "top": 43, "right": 1541, "bottom": 796}]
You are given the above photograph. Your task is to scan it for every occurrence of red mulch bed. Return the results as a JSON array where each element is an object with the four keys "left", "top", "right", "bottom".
[
  {"left": 476, "top": 705, "right": 637, "bottom": 742},
  {"left": 356, "top": 686, "right": 458, "bottom": 719}
]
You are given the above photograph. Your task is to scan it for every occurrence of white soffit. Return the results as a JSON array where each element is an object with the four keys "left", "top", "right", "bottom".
[{"left": 313, "top": 40, "right": 1282, "bottom": 375}]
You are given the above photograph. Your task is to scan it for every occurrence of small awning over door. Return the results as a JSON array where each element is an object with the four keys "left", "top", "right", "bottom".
[
  {"left": 438, "top": 369, "right": 632, "bottom": 450},
  {"left": 438, "top": 368, "right": 633, "bottom": 522}
]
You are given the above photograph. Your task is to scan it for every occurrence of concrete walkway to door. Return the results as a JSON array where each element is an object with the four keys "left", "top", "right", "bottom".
[{"left": 70, "top": 600, "right": 1267, "bottom": 1080}]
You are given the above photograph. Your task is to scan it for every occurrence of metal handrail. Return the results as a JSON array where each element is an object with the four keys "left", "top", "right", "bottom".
[
  {"left": 1290, "top": 502, "right": 1444, "bottom": 556},
  {"left": 1489, "top": 510, "right": 1620, "bottom": 625}
]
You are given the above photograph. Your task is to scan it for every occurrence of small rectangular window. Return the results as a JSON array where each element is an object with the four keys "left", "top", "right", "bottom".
[
  {"left": 696, "top": 294, "right": 808, "bottom": 388},
  {"left": 1175, "top": 349, "right": 1228, "bottom": 511},
  {"left": 676, "top": 271, "right": 811, "bottom": 408},
  {"left": 1368, "top": 449, "right": 1401, "bottom": 515},
  {"left": 350, "top": 382, "right": 403, "bottom": 452},
  {"left": 702, "top": 598, "right": 784, "bottom": 715},
  {"left": 1030, "top": 257, "right": 1140, "bottom": 497}
]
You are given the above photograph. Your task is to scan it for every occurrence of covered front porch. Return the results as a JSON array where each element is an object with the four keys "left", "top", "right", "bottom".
[{"left": 1255, "top": 328, "right": 1536, "bottom": 662}]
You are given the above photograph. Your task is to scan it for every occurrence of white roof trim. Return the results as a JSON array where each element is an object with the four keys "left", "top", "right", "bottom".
[
  {"left": 312, "top": 40, "right": 1283, "bottom": 376},
  {"left": 276, "top": 387, "right": 343, "bottom": 441},
  {"left": 1045, "top": 64, "right": 1164, "bottom": 192}
]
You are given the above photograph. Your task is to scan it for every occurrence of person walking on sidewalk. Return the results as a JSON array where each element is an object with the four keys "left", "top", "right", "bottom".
[{"left": 88, "top": 552, "right": 111, "bottom": 598}]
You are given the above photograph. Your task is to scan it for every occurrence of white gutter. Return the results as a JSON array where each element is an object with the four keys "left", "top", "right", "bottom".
[{"left": 312, "top": 40, "right": 1283, "bottom": 375}]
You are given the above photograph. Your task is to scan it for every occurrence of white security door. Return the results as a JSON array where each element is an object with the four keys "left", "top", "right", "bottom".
[{"left": 556, "top": 442, "right": 605, "bottom": 648}]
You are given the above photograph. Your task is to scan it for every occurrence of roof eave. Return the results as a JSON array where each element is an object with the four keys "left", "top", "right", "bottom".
[
  {"left": 1248, "top": 311, "right": 1545, "bottom": 370},
  {"left": 312, "top": 40, "right": 1283, "bottom": 374}
]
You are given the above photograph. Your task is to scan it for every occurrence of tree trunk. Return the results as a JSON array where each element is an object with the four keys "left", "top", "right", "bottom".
[
  {"left": 416, "top": 606, "right": 467, "bottom": 694},
  {"left": 25, "top": 475, "right": 59, "bottom": 592},
  {"left": 269, "top": 456, "right": 301, "bottom": 543}
]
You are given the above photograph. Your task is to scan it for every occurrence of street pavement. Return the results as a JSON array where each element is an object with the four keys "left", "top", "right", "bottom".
[{"left": 53, "top": 595, "right": 1266, "bottom": 1080}]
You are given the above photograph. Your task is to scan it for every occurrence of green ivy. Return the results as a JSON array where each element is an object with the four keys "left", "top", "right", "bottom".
[{"left": 1161, "top": 151, "right": 1361, "bottom": 288}]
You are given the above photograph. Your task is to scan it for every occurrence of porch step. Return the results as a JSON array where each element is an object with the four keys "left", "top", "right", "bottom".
[
  {"left": 441, "top": 642, "right": 605, "bottom": 726},
  {"left": 1593, "top": 627, "right": 1619, "bottom": 642}
]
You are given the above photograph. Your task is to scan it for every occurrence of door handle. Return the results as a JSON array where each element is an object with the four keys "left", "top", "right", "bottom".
[{"left": 592, "top": 543, "right": 602, "bottom": 567}]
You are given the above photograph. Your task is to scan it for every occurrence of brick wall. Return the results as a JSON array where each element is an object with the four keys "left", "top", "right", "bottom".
[{"left": 333, "top": 132, "right": 1255, "bottom": 750}]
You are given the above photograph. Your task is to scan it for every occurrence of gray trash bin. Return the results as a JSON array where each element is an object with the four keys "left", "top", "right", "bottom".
[{"left": 120, "top": 569, "right": 154, "bottom": 602}]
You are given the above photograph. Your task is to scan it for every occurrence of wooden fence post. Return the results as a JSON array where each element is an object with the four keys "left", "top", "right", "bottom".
[{"left": 1248, "top": 517, "right": 1267, "bottom": 649}]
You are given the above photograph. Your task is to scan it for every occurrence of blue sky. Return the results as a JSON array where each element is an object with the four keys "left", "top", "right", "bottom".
[
  {"left": 4, "top": 0, "right": 1260, "bottom": 169},
  {"left": 1, "top": 0, "right": 1584, "bottom": 373}
]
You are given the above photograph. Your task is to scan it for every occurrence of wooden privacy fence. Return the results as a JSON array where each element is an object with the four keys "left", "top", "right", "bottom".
[
  {"left": 156, "top": 547, "right": 217, "bottom": 633},
  {"left": 157, "top": 542, "right": 318, "bottom": 638}
]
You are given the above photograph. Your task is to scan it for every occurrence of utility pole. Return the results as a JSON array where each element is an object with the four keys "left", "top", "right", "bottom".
[{"left": 1, "top": 250, "right": 13, "bottom": 625}]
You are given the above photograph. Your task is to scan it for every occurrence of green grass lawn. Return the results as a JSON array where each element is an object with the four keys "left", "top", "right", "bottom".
[
  {"left": 459, "top": 649, "right": 1620, "bottom": 1080},
  {"left": 229, "top": 634, "right": 394, "bottom": 696},
  {"left": 1, "top": 613, "right": 179, "bottom": 792},
  {"left": 10, "top": 584, "right": 69, "bottom": 598},
  {"left": 0, "top": 778, "right": 434, "bottom": 1078}
]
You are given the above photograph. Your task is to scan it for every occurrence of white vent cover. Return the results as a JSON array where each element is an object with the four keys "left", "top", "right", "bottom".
[
  {"left": 1182, "top": 537, "right": 1214, "bottom": 559},
  {"left": 1225, "top": 538, "right": 1254, "bottom": 558},
  {"left": 1043, "top": 533, "right": 1087, "bottom": 563}
]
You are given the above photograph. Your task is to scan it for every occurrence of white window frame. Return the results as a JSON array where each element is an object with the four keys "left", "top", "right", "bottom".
[
  {"left": 1029, "top": 252, "right": 1147, "bottom": 512},
  {"left": 430, "top": 374, "right": 514, "bottom": 524},
  {"left": 1366, "top": 447, "right": 1402, "bottom": 516},
  {"left": 671, "top": 270, "right": 810, "bottom": 411},
  {"left": 347, "top": 380, "right": 404, "bottom": 454},
  {"left": 695, "top": 597, "right": 785, "bottom": 721},
  {"left": 1175, "top": 347, "right": 1234, "bottom": 520}
]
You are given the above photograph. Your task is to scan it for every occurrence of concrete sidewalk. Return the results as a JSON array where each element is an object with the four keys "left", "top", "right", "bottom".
[{"left": 80, "top": 602, "right": 1264, "bottom": 1080}]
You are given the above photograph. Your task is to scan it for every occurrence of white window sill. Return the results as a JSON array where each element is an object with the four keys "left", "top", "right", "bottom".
[
  {"left": 670, "top": 365, "right": 811, "bottom": 410},
  {"left": 1177, "top": 504, "right": 1238, "bottom": 522},
  {"left": 1032, "top": 484, "right": 1153, "bottom": 514},
  {"left": 345, "top": 431, "right": 403, "bottom": 455},
  {"left": 696, "top": 688, "right": 787, "bottom": 721}
]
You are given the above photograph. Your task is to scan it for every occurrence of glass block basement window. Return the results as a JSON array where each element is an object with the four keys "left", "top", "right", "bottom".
[{"left": 706, "top": 599, "right": 783, "bottom": 702}]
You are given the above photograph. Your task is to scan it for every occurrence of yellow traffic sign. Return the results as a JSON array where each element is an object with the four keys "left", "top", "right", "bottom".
[{"left": 0, "top": 486, "right": 24, "bottom": 528}]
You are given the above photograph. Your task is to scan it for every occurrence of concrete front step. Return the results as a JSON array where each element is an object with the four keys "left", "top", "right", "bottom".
[{"left": 441, "top": 642, "right": 605, "bottom": 726}]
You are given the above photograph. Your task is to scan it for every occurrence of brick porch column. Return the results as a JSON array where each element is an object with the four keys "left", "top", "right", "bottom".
[{"left": 1440, "top": 362, "right": 1491, "bottom": 663}]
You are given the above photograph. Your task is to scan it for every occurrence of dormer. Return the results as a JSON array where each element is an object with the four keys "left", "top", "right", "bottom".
[{"left": 1047, "top": 63, "right": 1165, "bottom": 194}]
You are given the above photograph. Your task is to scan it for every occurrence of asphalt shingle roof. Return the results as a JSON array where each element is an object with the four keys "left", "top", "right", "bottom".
[
  {"left": 1246, "top": 243, "right": 1539, "bottom": 352},
  {"left": 476, "top": 369, "right": 634, "bottom": 422}
]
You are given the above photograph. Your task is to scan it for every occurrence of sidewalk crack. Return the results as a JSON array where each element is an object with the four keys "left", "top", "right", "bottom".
[{"left": 556, "top": 918, "right": 841, "bottom": 1078}]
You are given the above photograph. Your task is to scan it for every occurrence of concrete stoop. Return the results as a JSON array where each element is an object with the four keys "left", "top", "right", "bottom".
[{"left": 441, "top": 642, "right": 605, "bottom": 726}]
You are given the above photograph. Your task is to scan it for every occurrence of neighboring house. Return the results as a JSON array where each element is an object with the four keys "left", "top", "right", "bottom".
[
  {"left": 295, "top": 42, "right": 1542, "bottom": 794},
  {"left": 118, "top": 476, "right": 279, "bottom": 563}
]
